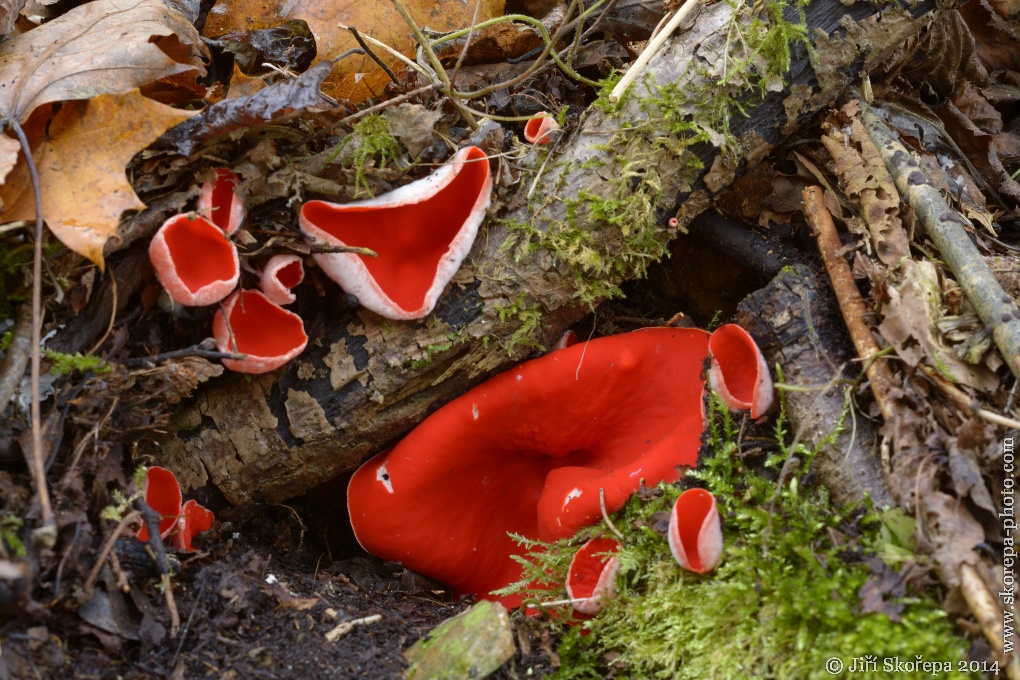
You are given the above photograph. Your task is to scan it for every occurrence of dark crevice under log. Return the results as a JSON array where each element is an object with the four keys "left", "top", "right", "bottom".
[{"left": 137, "top": 0, "right": 941, "bottom": 506}]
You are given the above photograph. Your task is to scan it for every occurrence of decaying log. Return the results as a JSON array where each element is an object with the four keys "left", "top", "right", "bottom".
[
  {"left": 146, "top": 0, "right": 942, "bottom": 506},
  {"left": 737, "top": 265, "right": 893, "bottom": 508}
]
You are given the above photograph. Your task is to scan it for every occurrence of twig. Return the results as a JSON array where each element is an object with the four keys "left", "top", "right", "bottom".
[
  {"left": 8, "top": 118, "right": 55, "bottom": 548},
  {"left": 599, "top": 488, "right": 625, "bottom": 541},
  {"left": 449, "top": 0, "right": 484, "bottom": 91},
  {"left": 802, "top": 186, "right": 899, "bottom": 423},
  {"left": 347, "top": 26, "right": 399, "bottom": 84},
  {"left": 389, "top": 0, "right": 479, "bottom": 129},
  {"left": 609, "top": 0, "right": 700, "bottom": 103},
  {"left": 87, "top": 271, "right": 117, "bottom": 356},
  {"left": 121, "top": 343, "right": 246, "bottom": 368},
  {"left": 959, "top": 563, "right": 1020, "bottom": 679},
  {"left": 172, "top": 580, "right": 208, "bottom": 667},
  {"left": 338, "top": 25, "right": 431, "bottom": 79},
  {"left": 332, "top": 83, "right": 441, "bottom": 128},
  {"left": 918, "top": 365, "right": 1020, "bottom": 430},
  {"left": 324, "top": 614, "right": 382, "bottom": 642},
  {"left": 163, "top": 572, "right": 181, "bottom": 638},
  {"left": 524, "top": 598, "right": 587, "bottom": 609},
  {"left": 857, "top": 100, "right": 1020, "bottom": 380},
  {"left": 0, "top": 303, "right": 33, "bottom": 413},
  {"left": 84, "top": 510, "right": 141, "bottom": 594}
]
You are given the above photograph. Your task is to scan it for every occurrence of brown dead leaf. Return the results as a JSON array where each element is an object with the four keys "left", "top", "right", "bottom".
[
  {"left": 226, "top": 63, "right": 268, "bottom": 101},
  {"left": 821, "top": 116, "right": 909, "bottom": 266},
  {"left": 877, "top": 260, "right": 999, "bottom": 392},
  {"left": 0, "top": 0, "right": 207, "bottom": 123},
  {"left": 0, "top": 135, "right": 17, "bottom": 188},
  {"left": 202, "top": 0, "right": 504, "bottom": 104},
  {"left": 923, "top": 491, "right": 983, "bottom": 587},
  {"left": 0, "top": 91, "right": 195, "bottom": 268},
  {"left": 0, "top": 0, "right": 24, "bottom": 40}
]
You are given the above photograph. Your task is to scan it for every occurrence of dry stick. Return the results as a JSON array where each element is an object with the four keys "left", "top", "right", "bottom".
[
  {"left": 858, "top": 102, "right": 1020, "bottom": 381},
  {"left": 918, "top": 364, "right": 1020, "bottom": 430},
  {"left": 389, "top": 0, "right": 479, "bottom": 130},
  {"left": 599, "top": 488, "right": 625, "bottom": 541},
  {"left": 8, "top": 118, "right": 55, "bottom": 548},
  {"left": 448, "top": 0, "right": 484, "bottom": 92},
  {"left": 348, "top": 26, "right": 399, "bottom": 84},
  {"left": 84, "top": 510, "right": 142, "bottom": 594},
  {"left": 960, "top": 564, "right": 1020, "bottom": 679},
  {"left": 609, "top": 0, "right": 700, "bottom": 103},
  {"left": 0, "top": 303, "right": 32, "bottom": 412},
  {"left": 802, "top": 186, "right": 898, "bottom": 423}
]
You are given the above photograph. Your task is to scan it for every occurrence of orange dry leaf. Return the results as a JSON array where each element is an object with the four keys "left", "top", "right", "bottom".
[
  {"left": 0, "top": 90, "right": 195, "bottom": 269},
  {"left": 0, "top": 0, "right": 207, "bottom": 123},
  {"left": 202, "top": 0, "right": 504, "bottom": 104}
]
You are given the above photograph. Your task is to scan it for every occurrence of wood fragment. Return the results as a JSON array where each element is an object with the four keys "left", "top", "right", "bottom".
[
  {"left": 959, "top": 563, "right": 1020, "bottom": 679},
  {"left": 325, "top": 613, "right": 382, "bottom": 642},
  {"left": 802, "top": 186, "right": 899, "bottom": 422},
  {"left": 858, "top": 101, "right": 1020, "bottom": 380}
]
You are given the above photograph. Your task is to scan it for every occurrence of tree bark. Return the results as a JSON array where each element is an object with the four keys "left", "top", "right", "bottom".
[{"left": 147, "top": 0, "right": 942, "bottom": 506}]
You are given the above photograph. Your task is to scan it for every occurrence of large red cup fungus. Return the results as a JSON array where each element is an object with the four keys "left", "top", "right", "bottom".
[
  {"left": 259, "top": 253, "right": 305, "bottom": 305},
  {"left": 348, "top": 327, "right": 712, "bottom": 606},
  {"left": 148, "top": 214, "right": 240, "bottom": 306},
  {"left": 198, "top": 168, "right": 245, "bottom": 236},
  {"left": 137, "top": 466, "right": 215, "bottom": 552},
  {"left": 565, "top": 537, "right": 621, "bottom": 614},
  {"left": 524, "top": 113, "right": 560, "bottom": 145},
  {"left": 667, "top": 488, "right": 722, "bottom": 574},
  {"left": 138, "top": 466, "right": 182, "bottom": 542},
  {"left": 708, "top": 323, "right": 773, "bottom": 419},
  {"left": 299, "top": 145, "right": 492, "bottom": 320},
  {"left": 347, "top": 324, "right": 771, "bottom": 606},
  {"left": 213, "top": 289, "right": 309, "bottom": 374}
]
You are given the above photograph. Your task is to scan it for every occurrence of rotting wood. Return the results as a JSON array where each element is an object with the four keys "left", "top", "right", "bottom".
[
  {"left": 736, "top": 265, "right": 892, "bottom": 508},
  {"left": 139, "top": 0, "right": 943, "bottom": 506}
]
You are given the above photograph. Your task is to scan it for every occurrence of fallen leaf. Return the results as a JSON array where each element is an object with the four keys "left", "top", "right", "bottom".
[
  {"left": 202, "top": 0, "right": 504, "bottom": 104},
  {"left": 924, "top": 491, "right": 983, "bottom": 587},
  {"left": 0, "top": 90, "right": 195, "bottom": 268},
  {"left": 0, "top": 0, "right": 207, "bottom": 123},
  {"left": 0, "top": 0, "right": 24, "bottom": 40},
  {"left": 226, "top": 63, "right": 268, "bottom": 100},
  {"left": 0, "top": 135, "right": 18, "bottom": 188}
]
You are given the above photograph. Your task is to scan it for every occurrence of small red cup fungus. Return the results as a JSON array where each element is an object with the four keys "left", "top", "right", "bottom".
[
  {"left": 138, "top": 466, "right": 182, "bottom": 542},
  {"left": 213, "top": 289, "right": 309, "bottom": 374},
  {"left": 198, "top": 168, "right": 245, "bottom": 236},
  {"left": 149, "top": 214, "right": 240, "bottom": 306},
  {"left": 667, "top": 488, "right": 722, "bottom": 574},
  {"left": 299, "top": 145, "right": 492, "bottom": 320},
  {"left": 566, "top": 537, "right": 621, "bottom": 614},
  {"left": 172, "top": 499, "right": 216, "bottom": 551},
  {"left": 259, "top": 253, "right": 305, "bottom": 305},
  {"left": 524, "top": 114, "right": 560, "bottom": 145},
  {"left": 708, "top": 324, "right": 774, "bottom": 419}
]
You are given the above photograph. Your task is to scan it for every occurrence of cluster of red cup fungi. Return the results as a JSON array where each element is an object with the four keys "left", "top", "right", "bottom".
[
  {"left": 148, "top": 169, "right": 308, "bottom": 374},
  {"left": 136, "top": 466, "right": 214, "bottom": 552}
]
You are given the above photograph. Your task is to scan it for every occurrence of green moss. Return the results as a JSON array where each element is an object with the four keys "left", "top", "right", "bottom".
[
  {"left": 405, "top": 334, "right": 458, "bottom": 370},
  {"left": 492, "top": 291, "right": 545, "bottom": 357},
  {"left": 499, "top": 393, "right": 971, "bottom": 679},
  {"left": 0, "top": 514, "right": 25, "bottom": 558},
  {"left": 327, "top": 115, "right": 401, "bottom": 197},
  {"left": 43, "top": 349, "right": 109, "bottom": 377}
]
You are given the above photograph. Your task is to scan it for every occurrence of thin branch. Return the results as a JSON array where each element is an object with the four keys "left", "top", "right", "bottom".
[
  {"left": 610, "top": 0, "right": 700, "bottom": 103},
  {"left": 9, "top": 118, "right": 55, "bottom": 547},
  {"left": 348, "top": 26, "right": 399, "bottom": 84},
  {"left": 84, "top": 510, "right": 141, "bottom": 594}
]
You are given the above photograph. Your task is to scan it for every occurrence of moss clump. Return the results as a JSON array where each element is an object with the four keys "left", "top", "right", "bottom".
[
  {"left": 328, "top": 115, "right": 401, "bottom": 197},
  {"left": 43, "top": 349, "right": 109, "bottom": 377},
  {"left": 490, "top": 291, "right": 545, "bottom": 357},
  {"left": 500, "top": 393, "right": 972, "bottom": 679}
]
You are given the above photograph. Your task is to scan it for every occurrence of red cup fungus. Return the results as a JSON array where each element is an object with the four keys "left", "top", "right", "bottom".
[
  {"left": 708, "top": 323, "right": 773, "bottom": 419},
  {"left": 259, "top": 253, "right": 305, "bottom": 306},
  {"left": 347, "top": 324, "right": 768, "bottom": 606},
  {"left": 524, "top": 114, "right": 560, "bottom": 145},
  {"left": 137, "top": 465, "right": 183, "bottom": 542},
  {"left": 299, "top": 145, "right": 492, "bottom": 320},
  {"left": 565, "top": 537, "right": 621, "bottom": 614},
  {"left": 198, "top": 168, "right": 245, "bottom": 236},
  {"left": 137, "top": 466, "right": 214, "bottom": 552},
  {"left": 213, "top": 289, "right": 309, "bottom": 374},
  {"left": 149, "top": 214, "right": 240, "bottom": 306},
  {"left": 667, "top": 488, "right": 722, "bottom": 574}
]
